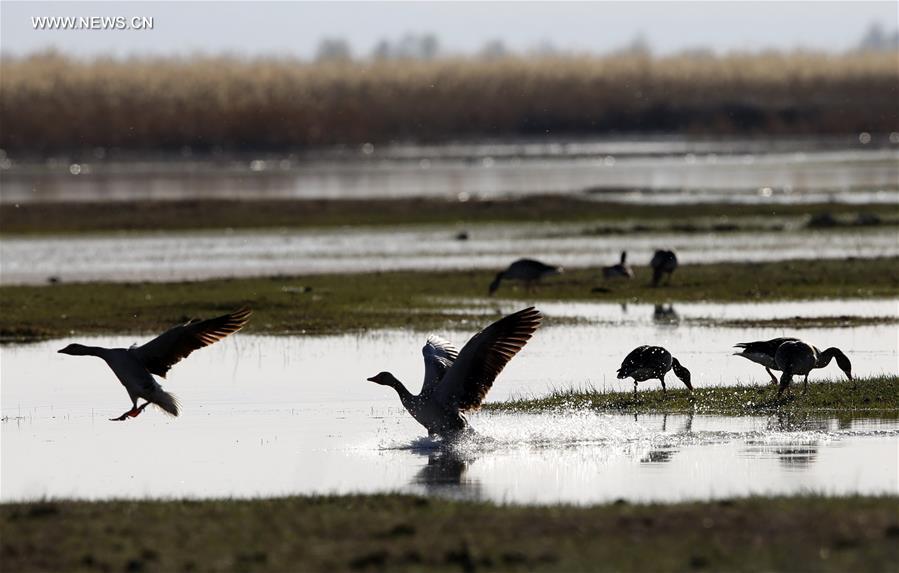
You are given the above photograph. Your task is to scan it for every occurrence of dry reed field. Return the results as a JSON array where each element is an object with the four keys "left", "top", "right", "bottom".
[{"left": 1, "top": 51, "right": 897, "bottom": 153}]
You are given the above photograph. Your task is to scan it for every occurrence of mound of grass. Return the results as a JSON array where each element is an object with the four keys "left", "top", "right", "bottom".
[
  {"left": 488, "top": 375, "right": 899, "bottom": 416},
  {"left": 1, "top": 257, "right": 897, "bottom": 341},
  {"left": 1, "top": 494, "right": 896, "bottom": 572}
]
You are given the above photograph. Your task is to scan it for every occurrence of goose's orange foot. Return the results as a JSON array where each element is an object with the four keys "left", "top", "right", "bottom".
[{"left": 109, "top": 408, "right": 139, "bottom": 421}]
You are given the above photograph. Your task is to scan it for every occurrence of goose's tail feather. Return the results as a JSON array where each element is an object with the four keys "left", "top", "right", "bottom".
[{"left": 151, "top": 390, "right": 180, "bottom": 417}]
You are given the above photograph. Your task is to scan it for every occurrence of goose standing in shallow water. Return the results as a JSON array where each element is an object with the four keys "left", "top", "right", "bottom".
[
  {"left": 734, "top": 337, "right": 852, "bottom": 385},
  {"left": 58, "top": 307, "right": 252, "bottom": 421},
  {"left": 488, "top": 259, "right": 561, "bottom": 295},
  {"left": 368, "top": 307, "right": 542, "bottom": 438},
  {"left": 602, "top": 251, "right": 634, "bottom": 280},
  {"left": 617, "top": 346, "right": 692, "bottom": 395},
  {"left": 649, "top": 250, "right": 678, "bottom": 287}
]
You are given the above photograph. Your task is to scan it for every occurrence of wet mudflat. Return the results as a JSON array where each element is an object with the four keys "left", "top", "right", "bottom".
[
  {"left": 3, "top": 139, "right": 898, "bottom": 204},
  {"left": 2, "top": 225, "right": 896, "bottom": 285}
]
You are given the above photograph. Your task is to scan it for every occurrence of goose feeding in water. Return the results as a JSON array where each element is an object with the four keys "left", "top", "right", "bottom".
[
  {"left": 733, "top": 337, "right": 799, "bottom": 383},
  {"left": 602, "top": 251, "right": 634, "bottom": 280},
  {"left": 488, "top": 259, "right": 562, "bottom": 295},
  {"left": 617, "top": 346, "right": 692, "bottom": 395},
  {"left": 734, "top": 337, "right": 852, "bottom": 385},
  {"left": 649, "top": 250, "right": 678, "bottom": 287},
  {"left": 367, "top": 306, "right": 542, "bottom": 438},
  {"left": 58, "top": 307, "right": 252, "bottom": 421}
]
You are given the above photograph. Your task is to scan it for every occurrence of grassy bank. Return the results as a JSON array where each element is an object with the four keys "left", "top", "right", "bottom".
[
  {"left": 3, "top": 52, "right": 897, "bottom": 153},
  {"left": 2, "top": 196, "right": 898, "bottom": 235},
  {"left": 488, "top": 375, "right": 899, "bottom": 416},
  {"left": 1, "top": 257, "right": 897, "bottom": 340},
  {"left": 2, "top": 495, "right": 897, "bottom": 572}
]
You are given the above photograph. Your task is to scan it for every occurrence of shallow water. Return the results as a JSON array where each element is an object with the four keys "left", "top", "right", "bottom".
[
  {"left": 2, "top": 225, "right": 895, "bottom": 285},
  {"left": 2, "top": 302, "right": 896, "bottom": 503},
  {"left": 3, "top": 139, "right": 898, "bottom": 204}
]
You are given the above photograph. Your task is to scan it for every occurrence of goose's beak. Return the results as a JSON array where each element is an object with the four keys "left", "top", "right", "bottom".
[{"left": 366, "top": 376, "right": 377, "bottom": 382}]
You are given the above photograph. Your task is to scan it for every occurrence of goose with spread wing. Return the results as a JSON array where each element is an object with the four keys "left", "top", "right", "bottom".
[
  {"left": 367, "top": 307, "right": 542, "bottom": 438},
  {"left": 58, "top": 307, "right": 252, "bottom": 421}
]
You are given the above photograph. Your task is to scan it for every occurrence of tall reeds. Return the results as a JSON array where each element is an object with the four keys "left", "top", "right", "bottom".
[{"left": 1, "top": 51, "right": 896, "bottom": 153}]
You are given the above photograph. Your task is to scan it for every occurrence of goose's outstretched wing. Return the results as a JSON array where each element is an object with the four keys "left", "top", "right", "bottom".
[
  {"left": 131, "top": 307, "right": 252, "bottom": 378},
  {"left": 421, "top": 335, "right": 460, "bottom": 393},
  {"left": 434, "top": 307, "right": 542, "bottom": 412}
]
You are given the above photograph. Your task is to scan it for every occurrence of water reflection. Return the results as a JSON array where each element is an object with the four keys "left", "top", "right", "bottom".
[
  {"left": 1, "top": 324, "right": 897, "bottom": 504},
  {"left": 411, "top": 449, "right": 482, "bottom": 500},
  {"left": 635, "top": 413, "right": 692, "bottom": 464},
  {"left": 775, "top": 446, "right": 818, "bottom": 470},
  {"left": 4, "top": 141, "right": 897, "bottom": 204},
  {"left": 653, "top": 304, "right": 680, "bottom": 325}
]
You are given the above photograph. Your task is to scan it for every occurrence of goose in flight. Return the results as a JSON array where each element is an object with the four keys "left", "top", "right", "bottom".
[
  {"left": 368, "top": 307, "right": 542, "bottom": 438},
  {"left": 488, "top": 259, "right": 562, "bottom": 295},
  {"left": 649, "top": 250, "right": 678, "bottom": 287},
  {"left": 58, "top": 307, "right": 252, "bottom": 421},
  {"left": 734, "top": 337, "right": 852, "bottom": 385},
  {"left": 617, "top": 345, "right": 692, "bottom": 395},
  {"left": 602, "top": 251, "right": 634, "bottom": 279}
]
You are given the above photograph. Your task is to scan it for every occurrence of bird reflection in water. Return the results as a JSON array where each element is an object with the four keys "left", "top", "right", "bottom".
[
  {"left": 774, "top": 446, "right": 818, "bottom": 470},
  {"left": 410, "top": 446, "right": 482, "bottom": 500},
  {"left": 652, "top": 304, "right": 679, "bottom": 325},
  {"left": 635, "top": 413, "right": 693, "bottom": 464}
]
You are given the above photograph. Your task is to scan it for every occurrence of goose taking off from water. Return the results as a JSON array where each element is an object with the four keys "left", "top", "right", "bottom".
[
  {"left": 58, "top": 307, "right": 252, "bottom": 421},
  {"left": 617, "top": 346, "right": 692, "bottom": 395},
  {"left": 368, "top": 307, "right": 542, "bottom": 438},
  {"left": 649, "top": 250, "right": 678, "bottom": 287},
  {"left": 602, "top": 251, "right": 634, "bottom": 279},
  {"left": 488, "top": 259, "right": 562, "bottom": 295},
  {"left": 734, "top": 337, "right": 852, "bottom": 385}
]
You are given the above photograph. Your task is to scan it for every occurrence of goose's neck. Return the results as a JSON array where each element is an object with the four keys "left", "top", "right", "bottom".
[
  {"left": 816, "top": 347, "right": 852, "bottom": 378},
  {"left": 386, "top": 375, "right": 415, "bottom": 402},
  {"left": 816, "top": 347, "right": 839, "bottom": 367},
  {"left": 72, "top": 344, "right": 109, "bottom": 358}
]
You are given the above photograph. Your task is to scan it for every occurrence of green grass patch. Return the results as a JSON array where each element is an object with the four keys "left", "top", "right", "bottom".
[
  {"left": 1, "top": 494, "right": 896, "bottom": 572},
  {"left": 487, "top": 375, "right": 899, "bottom": 417},
  {"left": 2, "top": 196, "right": 897, "bottom": 234},
  {"left": 1, "top": 257, "right": 897, "bottom": 341}
]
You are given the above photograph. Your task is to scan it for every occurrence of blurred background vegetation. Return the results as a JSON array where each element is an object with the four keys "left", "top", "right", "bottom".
[{"left": 2, "top": 24, "right": 897, "bottom": 155}]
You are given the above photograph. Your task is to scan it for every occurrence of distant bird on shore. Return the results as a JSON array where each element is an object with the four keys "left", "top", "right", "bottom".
[
  {"left": 602, "top": 251, "right": 634, "bottom": 280},
  {"left": 368, "top": 307, "right": 542, "bottom": 438},
  {"left": 58, "top": 307, "right": 252, "bottom": 421},
  {"left": 733, "top": 337, "right": 852, "bottom": 386},
  {"left": 649, "top": 250, "right": 678, "bottom": 287},
  {"left": 617, "top": 346, "right": 692, "bottom": 395},
  {"left": 488, "top": 259, "right": 562, "bottom": 296}
]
